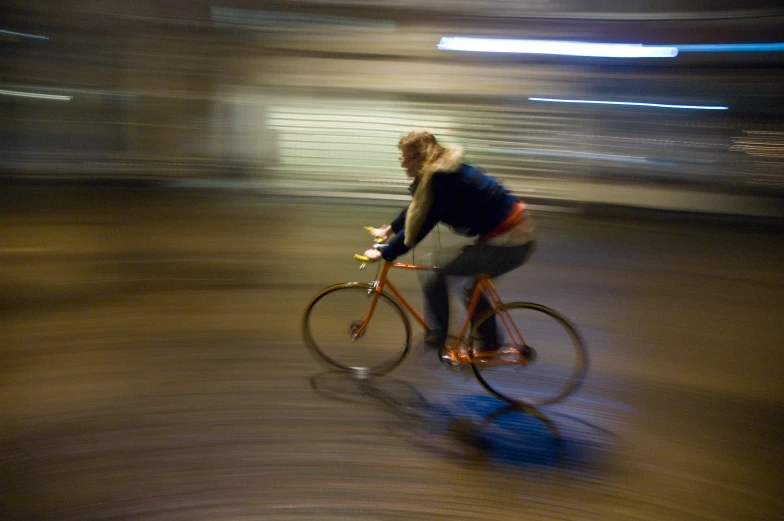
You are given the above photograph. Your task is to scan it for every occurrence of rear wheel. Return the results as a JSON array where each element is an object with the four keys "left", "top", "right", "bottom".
[
  {"left": 470, "top": 302, "right": 587, "bottom": 407},
  {"left": 302, "top": 283, "right": 411, "bottom": 377}
]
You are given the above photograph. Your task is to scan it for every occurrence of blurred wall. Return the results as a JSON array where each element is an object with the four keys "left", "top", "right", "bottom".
[{"left": 2, "top": 1, "right": 783, "bottom": 210}]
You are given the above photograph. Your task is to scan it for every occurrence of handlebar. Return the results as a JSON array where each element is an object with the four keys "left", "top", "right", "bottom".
[{"left": 363, "top": 226, "right": 386, "bottom": 244}]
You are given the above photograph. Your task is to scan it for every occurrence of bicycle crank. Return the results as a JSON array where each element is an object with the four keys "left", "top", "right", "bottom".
[{"left": 439, "top": 347, "right": 465, "bottom": 371}]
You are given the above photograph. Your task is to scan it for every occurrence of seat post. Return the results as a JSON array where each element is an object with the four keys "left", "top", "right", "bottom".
[
  {"left": 480, "top": 277, "right": 526, "bottom": 346},
  {"left": 478, "top": 276, "right": 504, "bottom": 307},
  {"left": 454, "top": 274, "right": 490, "bottom": 345}
]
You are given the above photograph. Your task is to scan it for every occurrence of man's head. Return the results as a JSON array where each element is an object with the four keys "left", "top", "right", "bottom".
[{"left": 398, "top": 131, "right": 445, "bottom": 178}]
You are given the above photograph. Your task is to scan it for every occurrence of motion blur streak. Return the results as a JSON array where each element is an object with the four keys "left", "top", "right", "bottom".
[
  {"left": 528, "top": 97, "right": 729, "bottom": 110},
  {"left": 2, "top": 1, "right": 784, "bottom": 521},
  {"left": 676, "top": 42, "right": 784, "bottom": 52},
  {"left": 0, "top": 28, "right": 49, "bottom": 39},
  {"left": 436, "top": 37, "right": 679, "bottom": 57},
  {"left": 0, "top": 88, "right": 72, "bottom": 100}
]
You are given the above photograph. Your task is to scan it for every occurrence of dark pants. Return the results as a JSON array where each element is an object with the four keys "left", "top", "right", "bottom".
[{"left": 421, "top": 240, "right": 535, "bottom": 344}]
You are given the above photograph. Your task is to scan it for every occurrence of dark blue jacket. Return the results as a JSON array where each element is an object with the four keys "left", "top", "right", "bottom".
[{"left": 381, "top": 164, "right": 517, "bottom": 261}]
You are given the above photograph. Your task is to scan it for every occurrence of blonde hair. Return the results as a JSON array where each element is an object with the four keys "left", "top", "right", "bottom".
[
  {"left": 398, "top": 131, "right": 445, "bottom": 173},
  {"left": 397, "top": 131, "right": 464, "bottom": 246}
]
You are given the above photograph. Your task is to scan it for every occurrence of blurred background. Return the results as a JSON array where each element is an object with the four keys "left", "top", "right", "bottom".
[
  {"left": 2, "top": 0, "right": 784, "bottom": 214},
  {"left": 2, "top": 2, "right": 784, "bottom": 521}
]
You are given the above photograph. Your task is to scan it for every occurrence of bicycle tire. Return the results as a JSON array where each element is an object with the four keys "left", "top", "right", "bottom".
[
  {"left": 470, "top": 302, "right": 587, "bottom": 407},
  {"left": 302, "top": 283, "right": 412, "bottom": 377}
]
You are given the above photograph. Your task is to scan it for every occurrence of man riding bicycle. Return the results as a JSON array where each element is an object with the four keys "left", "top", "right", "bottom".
[{"left": 362, "top": 131, "right": 535, "bottom": 354}]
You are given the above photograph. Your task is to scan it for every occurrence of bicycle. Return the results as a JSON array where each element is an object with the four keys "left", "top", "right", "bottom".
[{"left": 302, "top": 229, "right": 588, "bottom": 407}]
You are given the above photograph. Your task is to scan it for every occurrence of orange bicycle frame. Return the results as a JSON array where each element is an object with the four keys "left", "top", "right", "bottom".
[{"left": 356, "top": 260, "right": 526, "bottom": 349}]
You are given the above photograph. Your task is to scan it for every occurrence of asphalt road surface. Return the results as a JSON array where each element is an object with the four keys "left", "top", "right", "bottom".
[{"left": 2, "top": 183, "right": 783, "bottom": 521}]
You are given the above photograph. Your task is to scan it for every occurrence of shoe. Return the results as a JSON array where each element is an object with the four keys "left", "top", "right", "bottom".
[{"left": 424, "top": 330, "right": 446, "bottom": 349}]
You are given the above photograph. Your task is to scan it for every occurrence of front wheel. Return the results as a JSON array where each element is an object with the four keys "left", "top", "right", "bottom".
[
  {"left": 470, "top": 302, "right": 587, "bottom": 407},
  {"left": 302, "top": 283, "right": 412, "bottom": 377}
]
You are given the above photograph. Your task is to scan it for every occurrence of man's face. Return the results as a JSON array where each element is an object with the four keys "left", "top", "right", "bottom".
[{"left": 399, "top": 147, "right": 422, "bottom": 178}]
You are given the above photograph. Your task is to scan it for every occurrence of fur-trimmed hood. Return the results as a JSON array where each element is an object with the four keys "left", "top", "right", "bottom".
[{"left": 404, "top": 147, "right": 464, "bottom": 246}]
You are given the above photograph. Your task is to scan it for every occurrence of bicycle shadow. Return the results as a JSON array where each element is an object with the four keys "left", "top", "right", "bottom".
[{"left": 309, "top": 371, "right": 613, "bottom": 471}]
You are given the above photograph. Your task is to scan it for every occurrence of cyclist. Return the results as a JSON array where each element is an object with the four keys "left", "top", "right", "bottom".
[{"left": 363, "top": 131, "right": 535, "bottom": 353}]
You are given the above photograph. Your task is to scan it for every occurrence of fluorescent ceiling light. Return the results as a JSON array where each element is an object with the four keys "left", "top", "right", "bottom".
[
  {"left": 529, "top": 97, "right": 728, "bottom": 110},
  {"left": 0, "top": 89, "right": 71, "bottom": 100},
  {"left": 437, "top": 37, "right": 678, "bottom": 58},
  {"left": 436, "top": 37, "right": 784, "bottom": 57}
]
